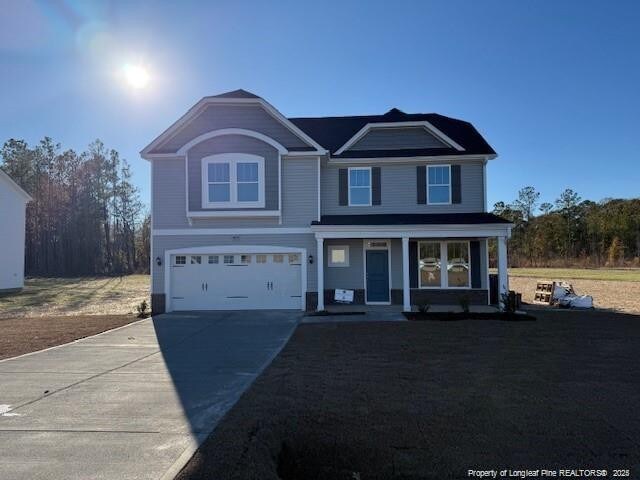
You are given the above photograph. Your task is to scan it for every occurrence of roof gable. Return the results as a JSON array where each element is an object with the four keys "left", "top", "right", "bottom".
[
  {"left": 141, "top": 91, "right": 326, "bottom": 158},
  {"left": 0, "top": 169, "right": 32, "bottom": 202},
  {"left": 349, "top": 125, "right": 448, "bottom": 151}
]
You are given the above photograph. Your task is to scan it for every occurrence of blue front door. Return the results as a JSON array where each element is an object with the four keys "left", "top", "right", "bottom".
[{"left": 366, "top": 250, "right": 390, "bottom": 303}]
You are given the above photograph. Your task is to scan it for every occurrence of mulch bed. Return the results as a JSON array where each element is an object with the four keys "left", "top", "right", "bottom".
[
  {"left": 404, "top": 311, "right": 536, "bottom": 321},
  {"left": 0, "top": 315, "right": 141, "bottom": 360},
  {"left": 176, "top": 309, "right": 640, "bottom": 480}
]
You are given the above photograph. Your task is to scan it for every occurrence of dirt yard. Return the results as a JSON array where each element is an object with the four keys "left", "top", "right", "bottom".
[
  {"left": 0, "top": 315, "right": 140, "bottom": 360},
  {"left": 509, "top": 276, "right": 640, "bottom": 314},
  {"left": 0, "top": 275, "right": 150, "bottom": 319},
  {"left": 176, "top": 309, "right": 640, "bottom": 480}
]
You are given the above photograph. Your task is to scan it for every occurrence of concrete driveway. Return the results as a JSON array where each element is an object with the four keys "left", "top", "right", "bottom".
[{"left": 0, "top": 311, "right": 300, "bottom": 480}]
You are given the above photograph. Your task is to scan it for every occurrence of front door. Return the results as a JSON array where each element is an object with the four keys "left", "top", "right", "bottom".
[{"left": 365, "top": 249, "right": 390, "bottom": 303}]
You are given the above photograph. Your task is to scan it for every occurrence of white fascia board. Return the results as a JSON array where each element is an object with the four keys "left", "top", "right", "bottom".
[
  {"left": 141, "top": 96, "right": 327, "bottom": 158},
  {"left": 312, "top": 223, "right": 512, "bottom": 239},
  {"left": 153, "top": 227, "right": 312, "bottom": 236},
  {"left": 334, "top": 121, "right": 466, "bottom": 155},
  {"left": 328, "top": 154, "right": 495, "bottom": 165},
  {"left": 0, "top": 169, "right": 32, "bottom": 202},
  {"left": 284, "top": 151, "right": 327, "bottom": 157},
  {"left": 186, "top": 210, "right": 281, "bottom": 218}
]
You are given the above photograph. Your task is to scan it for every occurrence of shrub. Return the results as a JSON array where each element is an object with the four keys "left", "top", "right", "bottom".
[
  {"left": 458, "top": 295, "right": 470, "bottom": 313},
  {"left": 136, "top": 299, "right": 149, "bottom": 318},
  {"left": 417, "top": 303, "right": 430, "bottom": 314}
]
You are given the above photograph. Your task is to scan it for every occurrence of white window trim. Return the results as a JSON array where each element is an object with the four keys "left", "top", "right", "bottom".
[
  {"left": 328, "top": 245, "right": 350, "bottom": 267},
  {"left": 201, "top": 153, "right": 265, "bottom": 209},
  {"left": 418, "top": 240, "right": 471, "bottom": 289},
  {"left": 426, "top": 164, "right": 452, "bottom": 205},
  {"left": 348, "top": 166, "right": 372, "bottom": 207}
]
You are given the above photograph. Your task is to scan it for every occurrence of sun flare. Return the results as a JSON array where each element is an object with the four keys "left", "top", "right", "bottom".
[{"left": 123, "top": 64, "right": 150, "bottom": 89}]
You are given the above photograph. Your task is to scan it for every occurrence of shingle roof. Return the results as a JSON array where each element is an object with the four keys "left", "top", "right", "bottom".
[
  {"left": 290, "top": 108, "right": 496, "bottom": 157},
  {"left": 312, "top": 212, "right": 511, "bottom": 226},
  {"left": 202, "top": 90, "right": 496, "bottom": 157}
]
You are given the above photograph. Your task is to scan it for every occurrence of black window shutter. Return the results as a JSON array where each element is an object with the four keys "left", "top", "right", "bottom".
[
  {"left": 338, "top": 169, "right": 348, "bottom": 206},
  {"left": 372, "top": 167, "right": 381, "bottom": 205},
  {"left": 409, "top": 241, "right": 418, "bottom": 288},
  {"left": 451, "top": 165, "right": 462, "bottom": 204},
  {"left": 416, "top": 165, "right": 426, "bottom": 204},
  {"left": 470, "top": 240, "right": 481, "bottom": 288}
]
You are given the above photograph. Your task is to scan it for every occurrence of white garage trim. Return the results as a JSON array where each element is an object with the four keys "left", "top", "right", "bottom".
[{"left": 164, "top": 245, "right": 307, "bottom": 312}]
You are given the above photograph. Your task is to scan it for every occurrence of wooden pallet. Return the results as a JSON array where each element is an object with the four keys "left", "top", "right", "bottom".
[{"left": 533, "top": 281, "right": 555, "bottom": 305}]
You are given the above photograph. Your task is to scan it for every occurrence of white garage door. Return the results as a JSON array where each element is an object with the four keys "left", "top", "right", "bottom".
[{"left": 169, "top": 251, "right": 302, "bottom": 311}]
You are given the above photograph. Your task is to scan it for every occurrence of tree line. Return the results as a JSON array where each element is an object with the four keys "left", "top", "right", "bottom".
[
  {"left": 1, "top": 137, "right": 150, "bottom": 277},
  {"left": 492, "top": 186, "right": 640, "bottom": 268}
]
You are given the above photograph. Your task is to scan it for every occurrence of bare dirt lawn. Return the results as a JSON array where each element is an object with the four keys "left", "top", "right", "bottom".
[
  {"left": 0, "top": 275, "right": 150, "bottom": 319},
  {"left": 509, "top": 276, "right": 640, "bottom": 314},
  {"left": 176, "top": 309, "right": 640, "bottom": 480},
  {"left": 0, "top": 314, "right": 140, "bottom": 360}
]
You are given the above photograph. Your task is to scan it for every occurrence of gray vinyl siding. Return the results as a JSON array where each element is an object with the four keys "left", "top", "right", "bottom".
[
  {"left": 152, "top": 156, "right": 318, "bottom": 229},
  {"left": 187, "top": 135, "right": 279, "bottom": 212},
  {"left": 350, "top": 127, "right": 447, "bottom": 150},
  {"left": 322, "top": 160, "right": 485, "bottom": 214},
  {"left": 152, "top": 233, "right": 317, "bottom": 294},
  {"left": 152, "top": 157, "right": 186, "bottom": 229},
  {"left": 323, "top": 237, "right": 487, "bottom": 292},
  {"left": 324, "top": 239, "right": 365, "bottom": 290},
  {"left": 151, "top": 104, "right": 309, "bottom": 154},
  {"left": 281, "top": 157, "right": 319, "bottom": 226}
]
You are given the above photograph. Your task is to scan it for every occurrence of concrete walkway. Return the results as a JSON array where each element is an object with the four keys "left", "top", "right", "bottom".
[{"left": 0, "top": 311, "right": 300, "bottom": 480}]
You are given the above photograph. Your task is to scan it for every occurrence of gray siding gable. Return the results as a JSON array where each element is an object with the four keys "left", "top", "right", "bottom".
[
  {"left": 151, "top": 104, "right": 311, "bottom": 154},
  {"left": 350, "top": 126, "right": 448, "bottom": 151}
]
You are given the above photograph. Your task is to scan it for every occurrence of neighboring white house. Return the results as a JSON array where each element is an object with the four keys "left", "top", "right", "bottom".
[{"left": 0, "top": 169, "right": 32, "bottom": 292}]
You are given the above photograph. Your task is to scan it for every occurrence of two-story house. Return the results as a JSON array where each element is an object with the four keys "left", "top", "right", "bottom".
[{"left": 142, "top": 89, "right": 511, "bottom": 313}]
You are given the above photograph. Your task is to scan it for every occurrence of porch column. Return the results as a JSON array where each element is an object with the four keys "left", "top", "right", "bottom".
[
  {"left": 497, "top": 235, "right": 509, "bottom": 309},
  {"left": 402, "top": 236, "right": 411, "bottom": 311},
  {"left": 316, "top": 237, "right": 324, "bottom": 311}
]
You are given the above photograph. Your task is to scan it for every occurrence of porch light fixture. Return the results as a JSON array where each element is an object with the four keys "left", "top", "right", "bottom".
[
  {"left": 308, "top": 254, "right": 314, "bottom": 265},
  {"left": 155, "top": 256, "right": 162, "bottom": 267}
]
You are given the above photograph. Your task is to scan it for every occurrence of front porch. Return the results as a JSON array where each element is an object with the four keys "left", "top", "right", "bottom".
[{"left": 311, "top": 214, "right": 512, "bottom": 312}]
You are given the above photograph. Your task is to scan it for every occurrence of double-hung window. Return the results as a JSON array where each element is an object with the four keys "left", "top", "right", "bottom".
[
  {"left": 427, "top": 165, "right": 451, "bottom": 204},
  {"left": 202, "top": 153, "right": 265, "bottom": 208},
  {"left": 348, "top": 167, "right": 371, "bottom": 206}
]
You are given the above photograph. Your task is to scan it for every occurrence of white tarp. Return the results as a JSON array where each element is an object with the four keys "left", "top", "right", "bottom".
[{"left": 552, "top": 282, "right": 593, "bottom": 308}]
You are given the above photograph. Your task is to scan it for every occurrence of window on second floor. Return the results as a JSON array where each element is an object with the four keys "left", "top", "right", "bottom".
[
  {"left": 202, "top": 153, "right": 265, "bottom": 209},
  {"left": 427, "top": 165, "right": 451, "bottom": 205},
  {"left": 348, "top": 167, "right": 371, "bottom": 206}
]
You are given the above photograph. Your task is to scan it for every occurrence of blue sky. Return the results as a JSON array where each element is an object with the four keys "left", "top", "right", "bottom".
[{"left": 1, "top": 0, "right": 639, "bottom": 211}]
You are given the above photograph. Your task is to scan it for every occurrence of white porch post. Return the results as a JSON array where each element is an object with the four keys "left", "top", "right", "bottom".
[
  {"left": 402, "top": 236, "right": 411, "bottom": 312},
  {"left": 316, "top": 237, "right": 324, "bottom": 311},
  {"left": 497, "top": 235, "right": 509, "bottom": 309}
]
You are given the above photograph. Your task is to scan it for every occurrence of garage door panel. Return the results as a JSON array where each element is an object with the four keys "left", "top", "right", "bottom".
[{"left": 169, "top": 251, "right": 303, "bottom": 311}]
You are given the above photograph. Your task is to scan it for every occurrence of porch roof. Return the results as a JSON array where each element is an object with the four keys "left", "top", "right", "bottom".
[{"left": 311, "top": 212, "right": 511, "bottom": 226}]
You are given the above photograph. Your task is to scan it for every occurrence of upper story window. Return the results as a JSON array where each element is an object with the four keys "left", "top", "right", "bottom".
[
  {"left": 201, "top": 153, "right": 265, "bottom": 209},
  {"left": 427, "top": 165, "right": 451, "bottom": 205},
  {"left": 348, "top": 167, "right": 371, "bottom": 206}
]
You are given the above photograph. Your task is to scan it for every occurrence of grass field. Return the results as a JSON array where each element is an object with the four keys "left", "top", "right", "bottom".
[
  {"left": 0, "top": 275, "right": 150, "bottom": 319},
  {"left": 508, "top": 267, "right": 640, "bottom": 282}
]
